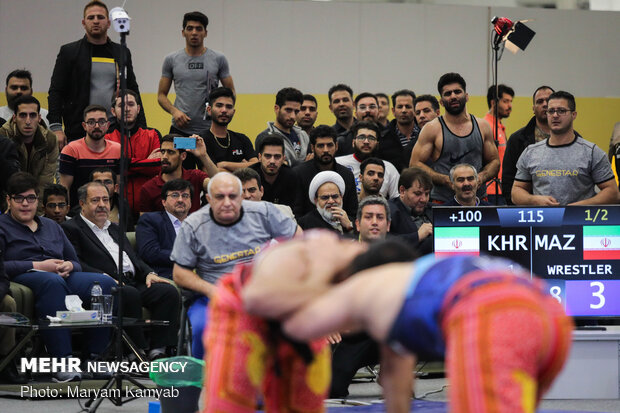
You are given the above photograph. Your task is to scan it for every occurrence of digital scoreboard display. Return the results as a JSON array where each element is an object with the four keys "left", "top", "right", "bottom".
[{"left": 433, "top": 206, "right": 620, "bottom": 318}]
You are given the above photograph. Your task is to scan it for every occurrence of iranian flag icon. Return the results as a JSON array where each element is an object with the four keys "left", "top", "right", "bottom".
[
  {"left": 583, "top": 226, "right": 620, "bottom": 260},
  {"left": 434, "top": 227, "right": 480, "bottom": 257}
]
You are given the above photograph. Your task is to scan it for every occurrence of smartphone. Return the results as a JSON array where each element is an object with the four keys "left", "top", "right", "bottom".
[{"left": 173, "top": 137, "right": 196, "bottom": 150}]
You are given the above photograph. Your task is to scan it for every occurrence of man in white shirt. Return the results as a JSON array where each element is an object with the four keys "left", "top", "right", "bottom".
[
  {"left": 336, "top": 121, "right": 400, "bottom": 199},
  {"left": 62, "top": 182, "right": 180, "bottom": 360}
]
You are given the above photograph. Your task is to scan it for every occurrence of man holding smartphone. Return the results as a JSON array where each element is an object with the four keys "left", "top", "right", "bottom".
[{"left": 138, "top": 134, "right": 218, "bottom": 214}]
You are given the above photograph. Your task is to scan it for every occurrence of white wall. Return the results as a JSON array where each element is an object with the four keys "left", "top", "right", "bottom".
[{"left": 0, "top": 0, "right": 618, "bottom": 98}]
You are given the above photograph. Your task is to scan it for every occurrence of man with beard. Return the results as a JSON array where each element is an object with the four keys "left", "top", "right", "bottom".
[
  {"left": 359, "top": 158, "right": 385, "bottom": 201},
  {"left": 296, "top": 94, "right": 318, "bottom": 135},
  {"left": 203, "top": 87, "right": 257, "bottom": 172},
  {"left": 410, "top": 72, "right": 499, "bottom": 203},
  {"left": 59, "top": 105, "right": 120, "bottom": 207},
  {"left": 249, "top": 134, "right": 298, "bottom": 209},
  {"left": 139, "top": 135, "right": 218, "bottom": 213},
  {"left": 298, "top": 171, "right": 354, "bottom": 234},
  {"left": 336, "top": 92, "right": 379, "bottom": 157},
  {"left": 233, "top": 167, "right": 295, "bottom": 220},
  {"left": 388, "top": 167, "right": 433, "bottom": 254},
  {"left": 512, "top": 91, "right": 618, "bottom": 206},
  {"left": 444, "top": 164, "right": 490, "bottom": 206},
  {"left": 293, "top": 125, "right": 357, "bottom": 219},
  {"left": 484, "top": 84, "right": 514, "bottom": 204},
  {"left": 0, "top": 96, "right": 57, "bottom": 205},
  {"left": 0, "top": 69, "right": 49, "bottom": 128},
  {"left": 381, "top": 90, "right": 418, "bottom": 171},
  {"left": 502, "top": 86, "right": 554, "bottom": 205},
  {"left": 328, "top": 84, "right": 355, "bottom": 136},
  {"left": 414, "top": 95, "right": 441, "bottom": 131},
  {"left": 337, "top": 121, "right": 399, "bottom": 199},
  {"left": 256, "top": 87, "right": 309, "bottom": 167},
  {"left": 136, "top": 179, "right": 193, "bottom": 279},
  {"left": 105, "top": 90, "right": 161, "bottom": 215}
]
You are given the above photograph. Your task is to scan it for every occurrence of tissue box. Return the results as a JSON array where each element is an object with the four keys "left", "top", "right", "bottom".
[{"left": 56, "top": 310, "right": 99, "bottom": 323}]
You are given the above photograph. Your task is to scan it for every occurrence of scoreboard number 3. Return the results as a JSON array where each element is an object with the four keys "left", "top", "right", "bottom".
[{"left": 590, "top": 281, "right": 605, "bottom": 309}]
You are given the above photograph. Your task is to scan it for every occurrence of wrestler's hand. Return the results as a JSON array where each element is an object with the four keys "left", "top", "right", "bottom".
[
  {"left": 56, "top": 261, "right": 74, "bottom": 277},
  {"left": 326, "top": 332, "right": 342, "bottom": 344},
  {"left": 301, "top": 233, "right": 366, "bottom": 284}
]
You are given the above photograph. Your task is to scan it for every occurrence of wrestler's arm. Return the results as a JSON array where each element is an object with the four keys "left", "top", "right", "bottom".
[
  {"left": 380, "top": 344, "right": 416, "bottom": 413},
  {"left": 477, "top": 118, "right": 500, "bottom": 185},
  {"left": 242, "top": 235, "right": 364, "bottom": 319}
]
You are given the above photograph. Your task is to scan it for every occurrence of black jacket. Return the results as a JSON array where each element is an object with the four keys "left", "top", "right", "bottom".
[
  {"left": 249, "top": 162, "right": 298, "bottom": 209},
  {"left": 292, "top": 160, "right": 358, "bottom": 219},
  {"left": 48, "top": 36, "right": 146, "bottom": 141},
  {"left": 502, "top": 117, "right": 537, "bottom": 205},
  {"left": 0, "top": 134, "right": 20, "bottom": 212},
  {"left": 379, "top": 120, "right": 418, "bottom": 172},
  {"left": 298, "top": 209, "right": 342, "bottom": 233},
  {"left": 62, "top": 214, "right": 152, "bottom": 285},
  {"left": 387, "top": 197, "right": 433, "bottom": 254}
]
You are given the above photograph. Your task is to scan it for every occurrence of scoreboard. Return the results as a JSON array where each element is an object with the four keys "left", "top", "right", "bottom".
[{"left": 433, "top": 206, "right": 620, "bottom": 318}]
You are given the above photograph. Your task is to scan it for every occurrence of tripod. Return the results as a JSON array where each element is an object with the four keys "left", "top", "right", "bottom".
[
  {"left": 84, "top": 30, "right": 148, "bottom": 413},
  {"left": 489, "top": 30, "right": 504, "bottom": 206}
]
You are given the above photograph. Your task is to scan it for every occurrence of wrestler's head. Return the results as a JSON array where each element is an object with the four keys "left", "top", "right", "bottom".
[{"left": 334, "top": 239, "right": 419, "bottom": 283}]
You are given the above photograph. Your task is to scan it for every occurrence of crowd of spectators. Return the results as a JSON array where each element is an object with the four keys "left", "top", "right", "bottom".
[{"left": 0, "top": 0, "right": 618, "bottom": 388}]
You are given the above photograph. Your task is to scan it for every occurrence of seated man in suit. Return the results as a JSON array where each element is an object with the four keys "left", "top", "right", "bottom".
[
  {"left": 0, "top": 172, "right": 116, "bottom": 382},
  {"left": 62, "top": 182, "right": 180, "bottom": 360},
  {"left": 136, "top": 179, "right": 192, "bottom": 279},
  {"left": 388, "top": 167, "right": 434, "bottom": 254}
]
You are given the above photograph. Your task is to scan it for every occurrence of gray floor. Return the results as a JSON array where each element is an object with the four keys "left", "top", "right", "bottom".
[{"left": 1, "top": 377, "right": 620, "bottom": 412}]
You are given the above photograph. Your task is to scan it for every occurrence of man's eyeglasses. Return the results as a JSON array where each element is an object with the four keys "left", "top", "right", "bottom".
[
  {"left": 168, "top": 192, "right": 191, "bottom": 200},
  {"left": 85, "top": 119, "right": 109, "bottom": 127},
  {"left": 355, "top": 135, "right": 378, "bottom": 142},
  {"left": 547, "top": 108, "right": 571, "bottom": 116},
  {"left": 11, "top": 195, "right": 38, "bottom": 204},
  {"left": 318, "top": 194, "right": 341, "bottom": 201},
  {"left": 46, "top": 202, "right": 67, "bottom": 209}
]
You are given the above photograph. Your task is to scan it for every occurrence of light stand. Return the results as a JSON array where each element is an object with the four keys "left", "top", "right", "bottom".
[
  {"left": 85, "top": 7, "right": 148, "bottom": 412},
  {"left": 488, "top": 17, "right": 536, "bottom": 205}
]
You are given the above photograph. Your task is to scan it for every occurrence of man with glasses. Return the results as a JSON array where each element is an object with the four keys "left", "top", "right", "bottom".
[
  {"left": 512, "top": 91, "right": 619, "bottom": 206},
  {"left": 502, "top": 86, "right": 554, "bottom": 205},
  {"left": 136, "top": 179, "right": 193, "bottom": 279},
  {"left": 337, "top": 121, "right": 400, "bottom": 199},
  {"left": 298, "top": 171, "right": 354, "bottom": 234},
  {"left": 336, "top": 92, "right": 380, "bottom": 157},
  {"left": 59, "top": 104, "right": 120, "bottom": 208},
  {"left": 0, "top": 173, "right": 117, "bottom": 382},
  {"left": 0, "top": 96, "right": 57, "bottom": 204}
]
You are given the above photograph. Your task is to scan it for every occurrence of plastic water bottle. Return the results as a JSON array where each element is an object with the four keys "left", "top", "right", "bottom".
[{"left": 91, "top": 281, "right": 103, "bottom": 321}]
